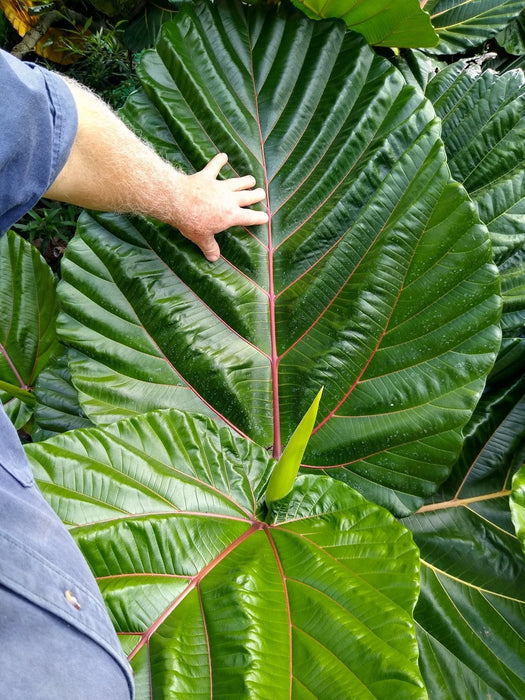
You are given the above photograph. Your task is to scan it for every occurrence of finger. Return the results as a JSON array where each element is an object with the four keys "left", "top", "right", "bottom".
[
  {"left": 236, "top": 187, "right": 267, "bottom": 207},
  {"left": 236, "top": 209, "right": 269, "bottom": 227},
  {"left": 198, "top": 236, "right": 221, "bottom": 262},
  {"left": 202, "top": 152, "right": 228, "bottom": 178},
  {"left": 228, "top": 174, "right": 257, "bottom": 192}
]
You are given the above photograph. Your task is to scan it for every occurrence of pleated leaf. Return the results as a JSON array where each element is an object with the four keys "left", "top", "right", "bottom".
[
  {"left": 497, "top": 8, "right": 525, "bottom": 55},
  {"left": 57, "top": 1, "right": 501, "bottom": 516},
  {"left": 25, "top": 408, "right": 425, "bottom": 699},
  {"left": 32, "top": 349, "right": 94, "bottom": 441},
  {"left": 424, "top": 0, "right": 525, "bottom": 54},
  {"left": 500, "top": 250, "right": 525, "bottom": 337},
  {"left": 289, "top": 0, "right": 438, "bottom": 47},
  {"left": 426, "top": 60, "right": 525, "bottom": 266},
  {"left": 402, "top": 340, "right": 525, "bottom": 698},
  {"left": 0, "top": 231, "right": 59, "bottom": 427}
]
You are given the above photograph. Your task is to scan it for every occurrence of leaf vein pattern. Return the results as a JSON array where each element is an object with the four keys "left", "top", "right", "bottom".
[
  {"left": 127, "top": 522, "right": 262, "bottom": 661},
  {"left": 291, "top": 622, "right": 371, "bottom": 692},
  {"left": 453, "top": 419, "right": 513, "bottom": 500},
  {"left": 312, "top": 301, "right": 396, "bottom": 435},
  {"left": 357, "top": 343, "right": 490, "bottom": 386},
  {"left": 270, "top": 66, "right": 380, "bottom": 218},
  {"left": 435, "top": 71, "right": 487, "bottom": 133},
  {"left": 71, "top": 430, "right": 253, "bottom": 517},
  {"left": 246, "top": 19, "right": 280, "bottom": 456},
  {"left": 304, "top": 408, "right": 466, "bottom": 474},
  {"left": 431, "top": 1, "right": 509, "bottom": 26},
  {"left": 29, "top": 260, "right": 42, "bottom": 385},
  {"left": 454, "top": 115, "right": 524, "bottom": 188},
  {"left": 279, "top": 178, "right": 412, "bottom": 361},
  {"left": 145, "top": 243, "right": 270, "bottom": 359},
  {"left": 77, "top": 261, "right": 253, "bottom": 438},
  {"left": 265, "top": 527, "right": 293, "bottom": 699},
  {"left": 42, "top": 452, "right": 180, "bottom": 512},
  {"left": 197, "top": 582, "right": 213, "bottom": 699},
  {"left": 279, "top": 526, "right": 405, "bottom": 608},
  {"left": 0, "top": 341, "right": 25, "bottom": 388},
  {"left": 422, "top": 560, "right": 524, "bottom": 603},
  {"left": 183, "top": 17, "right": 266, "bottom": 167},
  {"left": 266, "top": 48, "right": 357, "bottom": 187}
]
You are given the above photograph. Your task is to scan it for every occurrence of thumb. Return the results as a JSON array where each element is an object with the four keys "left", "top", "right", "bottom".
[{"left": 199, "top": 236, "right": 221, "bottom": 262}]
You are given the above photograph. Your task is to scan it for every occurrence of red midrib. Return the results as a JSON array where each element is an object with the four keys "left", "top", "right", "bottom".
[
  {"left": 249, "top": 45, "right": 281, "bottom": 460},
  {"left": 0, "top": 341, "right": 27, "bottom": 389},
  {"left": 127, "top": 520, "right": 263, "bottom": 661}
]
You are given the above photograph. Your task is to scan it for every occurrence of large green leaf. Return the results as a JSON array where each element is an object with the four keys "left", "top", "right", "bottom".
[
  {"left": 25, "top": 408, "right": 425, "bottom": 699},
  {"left": 402, "top": 341, "right": 525, "bottom": 698},
  {"left": 289, "top": 0, "right": 438, "bottom": 47},
  {"left": 426, "top": 60, "right": 525, "bottom": 266},
  {"left": 0, "top": 230, "right": 59, "bottom": 428},
  {"left": 57, "top": 1, "right": 501, "bottom": 515},
  {"left": 424, "top": 0, "right": 525, "bottom": 54}
]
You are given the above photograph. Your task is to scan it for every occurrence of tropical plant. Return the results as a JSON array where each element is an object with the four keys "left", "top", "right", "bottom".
[
  {"left": 11, "top": 199, "right": 79, "bottom": 255},
  {"left": 60, "top": 20, "right": 140, "bottom": 107},
  {"left": 2, "top": 0, "right": 525, "bottom": 697},
  {"left": 57, "top": 2, "right": 502, "bottom": 518},
  {"left": 288, "top": 0, "right": 438, "bottom": 47},
  {"left": 26, "top": 407, "right": 427, "bottom": 698},
  {"left": 0, "top": 231, "right": 60, "bottom": 430},
  {"left": 423, "top": 0, "right": 525, "bottom": 54}
]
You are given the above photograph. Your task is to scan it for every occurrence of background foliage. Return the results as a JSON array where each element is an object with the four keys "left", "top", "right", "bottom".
[{"left": 1, "top": 0, "right": 525, "bottom": 698}]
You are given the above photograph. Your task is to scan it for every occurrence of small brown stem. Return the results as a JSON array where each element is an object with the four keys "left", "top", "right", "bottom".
[
  {"left": 416, "top": 490, "right": 511, "bottom": 513},
  {"left": 11, "top": 10, "right": 62, "bottom": 59},
  {"left": 10, "top": 8, "right": 88, "bottom": 59}
]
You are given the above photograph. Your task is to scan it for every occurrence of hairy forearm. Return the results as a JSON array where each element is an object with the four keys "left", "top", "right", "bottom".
[
  {"left": 46, "top": 81, "right": 182, "bottom": 216},
  {"left": 45, "top": 78, "right": 267, "bottom": 260}
]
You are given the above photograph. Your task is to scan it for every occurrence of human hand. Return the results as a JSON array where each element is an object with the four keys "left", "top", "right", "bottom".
[{"left": 176, "top": 153, "right": 268, "bottom": 261}]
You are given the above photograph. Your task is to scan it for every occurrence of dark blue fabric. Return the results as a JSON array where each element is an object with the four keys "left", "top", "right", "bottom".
[
  {"left": 0, "top": 49, "right": 78, "bottom": 234},
  {"left": 0, "top": 53, "right": 134, "bottom": 697}
]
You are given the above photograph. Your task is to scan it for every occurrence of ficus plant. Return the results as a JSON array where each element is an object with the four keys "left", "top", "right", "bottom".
[{"left": 1, "top": 0, "right": 525, "bottom": 697}]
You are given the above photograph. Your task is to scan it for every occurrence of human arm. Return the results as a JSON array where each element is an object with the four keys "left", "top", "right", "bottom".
[{"left": 45, "top": 79, "right": 268, "bottom": 261}]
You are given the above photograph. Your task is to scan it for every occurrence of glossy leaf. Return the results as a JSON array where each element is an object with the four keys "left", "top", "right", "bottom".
[
  {"left": 426, "top": 60, "right": 525, "bottom": 267},
  {"left": 289, "top": 0, "right": 438, "bottom": 47},
  {"left": 32, "top": 349, "right": 94, "bottom": 441},
  {"left": 497, "top": 9, "right": 525, "bottom": 55},
  {"left": 123, "top": 0, "right": 181, "bottom": 52},
  {"left": 0, "top": 231, "right": 59, "bottom": 428},
  {"left": 57, "top": 1, "right": 501, "bottom": 516},
  {"left": 266, "top": 387, "right": 322, "bottom": 505},
  {"left": 500, "top": 249, "right": 525, "bottom": 337},
  {"left": 25, "top": 408, "right": 425, "bottom": 698},
  {"left": 393, "top": 49, "right": 442, "bottom": 93},
  {"left": 511, "top": 464, "right": 525, "bottom": 553},
  {"left": 402, "top": 340, "right": 525, "bottom": 698},
  {"left": 424, "top": 0, "right": 525, "bottom": 54}
]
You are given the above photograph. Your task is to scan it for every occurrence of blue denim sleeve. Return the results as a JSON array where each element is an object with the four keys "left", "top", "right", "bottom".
[{"left": 0, "top": 49, "right": 78, "bottom": 234}]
